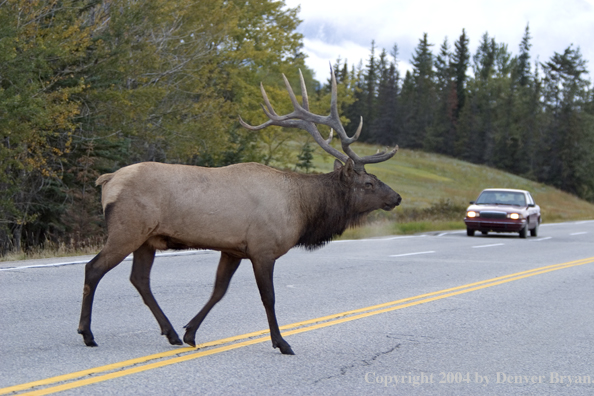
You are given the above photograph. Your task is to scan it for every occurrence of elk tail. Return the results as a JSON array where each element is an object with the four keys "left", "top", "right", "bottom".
[{"left": 96, "top": 173, "right": 115, "bottom": 187}]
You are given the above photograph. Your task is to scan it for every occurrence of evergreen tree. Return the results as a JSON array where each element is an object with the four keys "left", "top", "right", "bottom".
[
  {"left": 389, "top": 44, "right": 403, "bottom": 145},
  {"left": 516, "top": 24, "right": 532, "bottom": 87},
  {"left": 331, "top": 57, "right": 349, "bottom": 85},
  {"left": 508, "top": 25, "right": 539, "bottom": 176},
  {"left": 490, "top": 42, "right": 519, "bottom": 172},
  {"left": 458, "top": 33, "right": 498, "bottom": 164},
  {"left": 334, "top": 30, "right": 593, "bottom": 203},
  {"left": 343, "top": 62, "right": 367, "bottom": 137},
  {"left": 399, "top": 70, "right": 416, "bottom": 148},
  {"left": 451, "top": 29, "right": 470, "bottom": 120},
  {"left": 371, "top": 49, "right": 399, "bottom": 145},
  {"left": 408, "top": 33, "right": 435, "bottom": 149},
  {"left": 295, "top": 141, "right": 315, "bottom": 173},
  {"left": 427, "top": 38, "right": 457, "bottom": 154},
  {"left": 539, "top": 46, "right": 594, "bottom": 199},
  {"left": 360, "top": 41, "right": 378, "bottom": 140}
]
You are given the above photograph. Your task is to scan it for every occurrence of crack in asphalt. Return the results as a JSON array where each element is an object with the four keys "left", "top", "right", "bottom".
[{"left": 312, "top": 342, "right": 401, "bottom": 384}]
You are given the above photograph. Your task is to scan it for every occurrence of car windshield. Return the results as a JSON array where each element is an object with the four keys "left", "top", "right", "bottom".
[{"left": 476, "top": 191, "right": 526, "bottom": 206}]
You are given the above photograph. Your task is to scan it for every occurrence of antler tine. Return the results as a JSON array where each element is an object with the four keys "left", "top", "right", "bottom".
[
  {"left": 259, "top": 82, "right": 278, "bottom": 117},
  {"left": 282, "top": 74, "right": 304, "bottom": 113},
  {"left": 328, "top": 65, "right": 357, "bottom": 145},
  {"left": 239, "top": 114, "right": 319, "bottom": 135},
  {"left": 352, "top": 116, "right": 363, "bottom": 141},
  {"left": 242, "top": 79, "right": 303, "bottom": 127},
  {"left": 302, "top": 123, "right": 348, "bottom": 163},
  {"left": 298, "top": 69, "right": 310, "bottom": 111},
  {"left": 238, "top": 101, "right": 292, "bottom": 130},
  {"left": 329, "top": 65, "right": 340, "bottom": 121},
  {"left": 326, "top": 64, "right": 366, "bottom": 164},
  {"left": 278, "top": 71, "right": 349, "bottom": 160},
  {"left": 238, "top": 114, "right": 271, "bottom": 131},
  {"left": 329, "top": 65, "right": 399, "bottom": 168},
  {"left": 239, "top": 66, "right": 398, "bottom": 169},
  {"left": 357, "top": 145, "right": 399, "bottom": 165},
  {"left": 239, "top": 76, "right": 348, "bottom": 162}
]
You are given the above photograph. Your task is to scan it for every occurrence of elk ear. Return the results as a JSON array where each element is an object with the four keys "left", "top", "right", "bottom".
[
  {"left": 333, "top": 159, "right": 344, "bottom": 171},
  {"left": 340, "top": 158, "right": 355, "bottom": 181}
]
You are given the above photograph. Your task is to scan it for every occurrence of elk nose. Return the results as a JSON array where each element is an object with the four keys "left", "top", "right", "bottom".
[{"left": 384, "top": 192, "right": 402, "bottom": 210}]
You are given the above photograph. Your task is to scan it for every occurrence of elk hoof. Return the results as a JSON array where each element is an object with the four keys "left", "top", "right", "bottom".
[
  {"left": 162, "top": 329, "right": 183, "bottom": 346},
  {"left": 280, "top": 346, "right": 295, "bottom": 355},
  {"left": 78, "top": 329, "right": 98, "bottom": 347},
  {"left": 182, "top": 330, "right": 196, "bottom": 348},
  {"left": 274, "top": 340, "right": 295, "bottom": 355}
]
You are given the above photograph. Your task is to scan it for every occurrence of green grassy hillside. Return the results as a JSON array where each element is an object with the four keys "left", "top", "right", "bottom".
[{"left": 302, "top": 142, "right": 594, "bottom": 238}]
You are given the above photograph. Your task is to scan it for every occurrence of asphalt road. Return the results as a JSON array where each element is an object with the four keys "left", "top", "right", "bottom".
[{"left": 1, "top": 221, "right": 594, "bottom": 395}]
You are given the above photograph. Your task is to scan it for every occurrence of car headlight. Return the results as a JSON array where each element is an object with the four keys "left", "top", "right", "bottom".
[
  {"left": 508, "top": 213, "right": 521, "bottom": 220},
  {"left": 467, "top": 211, "right": 479, "bottom": 218}
]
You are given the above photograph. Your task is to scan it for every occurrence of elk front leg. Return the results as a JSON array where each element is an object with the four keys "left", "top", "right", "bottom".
[
  {"left": 130, "top": 243, "right": 182, "bottom": 345},
  {"left": 251, "top": 257, "right": 294, "bottom": 355},
  {"left": 78, "top": 244, "right": 131, "bottom": 346},
  {"left": 183, "top": 252, "right": 242, "bottom": 347}
]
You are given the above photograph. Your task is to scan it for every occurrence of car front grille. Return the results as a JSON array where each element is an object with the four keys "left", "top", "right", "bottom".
[{"left": 480, "top": 211, "right": 507, "bottom": 219}]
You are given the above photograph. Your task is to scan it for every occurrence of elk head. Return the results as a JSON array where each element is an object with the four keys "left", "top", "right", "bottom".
[{"left": 240, "top": 66, "right": 402, "bottom": 213}]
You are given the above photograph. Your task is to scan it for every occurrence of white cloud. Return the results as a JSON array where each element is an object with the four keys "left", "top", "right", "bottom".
[{"left": 285, "top": 0, "right": 594, "bottom": 80}]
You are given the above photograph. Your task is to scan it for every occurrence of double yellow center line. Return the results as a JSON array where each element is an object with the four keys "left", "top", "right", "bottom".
[{"left": 3, "top": 256, "right": 594, "bottom": 395}]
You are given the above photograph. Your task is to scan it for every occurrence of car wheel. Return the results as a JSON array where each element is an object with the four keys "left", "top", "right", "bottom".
[
  {"left": 467, "top": 228, "right": 475, "bottom": 236},
  {"left": 519, "top": 225, "right": 528, "bottom": 238},
  {"left": 530, "top": 222, "right": 539, "bottom": 237}
]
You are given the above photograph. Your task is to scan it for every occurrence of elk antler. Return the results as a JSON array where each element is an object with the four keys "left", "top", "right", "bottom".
[{"left": 239, "top": 65, "right": 398, "bottom": 171}]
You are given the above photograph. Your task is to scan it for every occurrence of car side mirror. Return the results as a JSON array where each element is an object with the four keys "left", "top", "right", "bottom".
[
  {"left": 469, "top": 201, "right": 475, "bottom": 204},
  {"left": 528, "top": 203, "right": 535, "bottom": 207}
]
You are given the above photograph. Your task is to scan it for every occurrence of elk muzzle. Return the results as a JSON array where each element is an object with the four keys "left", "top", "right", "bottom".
[{"left": 383, "top": 191, "right": 402, "bottom": 211}]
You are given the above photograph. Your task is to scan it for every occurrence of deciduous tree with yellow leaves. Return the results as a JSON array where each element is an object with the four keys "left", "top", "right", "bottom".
[{"left": 0, "top": 0, "right": 328, "bottom": 254}]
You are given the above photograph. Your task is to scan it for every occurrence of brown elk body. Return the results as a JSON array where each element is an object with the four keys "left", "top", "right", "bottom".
[{"left": 78, "top": 69, "right": 401, "bottom": 355}]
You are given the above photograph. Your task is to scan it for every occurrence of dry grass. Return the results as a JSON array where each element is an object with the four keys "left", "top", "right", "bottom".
[{"left": 1, "top": 239, "right": 102, "bottom": 262}]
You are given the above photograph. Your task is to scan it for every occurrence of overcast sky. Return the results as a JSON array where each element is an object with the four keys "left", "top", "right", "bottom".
[{"left": 284, "top": 0, "right": 594, "bottom": 81}]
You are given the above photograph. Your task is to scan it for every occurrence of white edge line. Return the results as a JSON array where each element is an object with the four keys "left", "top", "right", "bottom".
[
  {"left": 0, "top": 259, "right": 91, "bottom": 271},
  {"left": 390, "top": 251, "right": 435, "bottom": 257},
  {"left": 0, "top": 250, "right": 212, "bottom": 272},
  {"left": 472, "top": 243, "right": 505, "bottom": 248},
  {"left": 570, "top": 232, "right": 588, "bottom": 236},
  {"left": 333, "top": 235, "right": 427, "bottom": 243},
  {"left": 532, "top": 237, "right": 552, "bottom": 242},
  {"left": 437, "top": 230, "right": 466, "bottom": 237}
]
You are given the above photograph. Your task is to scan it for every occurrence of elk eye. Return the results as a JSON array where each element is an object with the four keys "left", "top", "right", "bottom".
[{"left": 365, "top": 182, "right": 374, "bottom": 189}]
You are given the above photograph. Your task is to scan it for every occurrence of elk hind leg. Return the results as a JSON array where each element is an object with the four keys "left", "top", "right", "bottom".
[
  {"left": 78, "top": 242, "right": 132, "bottom": 347},
  {"left": 130, "top": 243, "right": 182, "bottom": 345},
  {"left": 252, "top": 257, "right": 294, "bottom": 355},
  {"left": 183, "top": 252, "right": 242, "bottom": 347}
]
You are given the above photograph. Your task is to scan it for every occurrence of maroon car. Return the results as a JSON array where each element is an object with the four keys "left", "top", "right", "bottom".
[{"left": 464, "top": 188, "right": 541, "bottom": 238}]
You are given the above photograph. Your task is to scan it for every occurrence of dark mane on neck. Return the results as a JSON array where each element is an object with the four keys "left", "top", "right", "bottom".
[{"left": 294, "top": 171, "right": 366, "bottom": 250}]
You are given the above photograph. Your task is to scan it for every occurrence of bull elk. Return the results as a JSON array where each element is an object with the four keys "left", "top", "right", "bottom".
[{"left": 78, "top": 68, "right": 401, "bottom": 355}]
